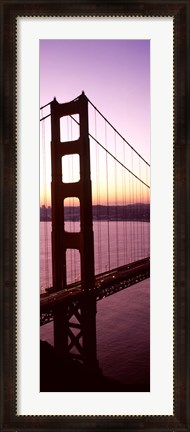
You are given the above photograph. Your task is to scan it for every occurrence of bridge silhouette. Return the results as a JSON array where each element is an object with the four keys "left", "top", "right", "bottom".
[{"left": 40, "top": 92, "right": 150, "bottom": 378}]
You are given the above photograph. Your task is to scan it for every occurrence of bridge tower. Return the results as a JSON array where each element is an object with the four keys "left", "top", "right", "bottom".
[{"left": 50, "top": 92, "right": 98, "bottom": 371}]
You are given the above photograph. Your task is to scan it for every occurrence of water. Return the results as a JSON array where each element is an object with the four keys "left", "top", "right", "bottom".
[
  {"left": 40, "top": 221, "right": 150, "bottom": 291},
  {"left": 40, "top": 221, "right": 150, "bottom": 388}
]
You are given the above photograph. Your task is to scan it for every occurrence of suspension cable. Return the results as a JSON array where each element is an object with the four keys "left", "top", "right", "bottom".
[
  {"left": 40, "top": 113, "right": 51, "bottom": 122},
  {"left": 40, "top": 95, "right": 150, "bottom": 169},
  {"left": 87, "top": 97, "right": 150, "bottom": 167},
  {"left": 40, "top": 101, "right": 51, "bottom": 110},
  {"left": 40, "top": 99, "right": 150, "bottom": 188},
  {"left": 69, "top": 114, "right": 150, "bottom": 189}
]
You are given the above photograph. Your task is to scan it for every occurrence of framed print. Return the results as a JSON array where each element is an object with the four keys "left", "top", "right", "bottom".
[{"left": 1, "top": 0, "right": 190, "bottom": 430}]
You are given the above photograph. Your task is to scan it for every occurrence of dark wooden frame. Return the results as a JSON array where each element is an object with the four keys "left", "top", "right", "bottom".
[{"left": 1, "top": 0, "right": 189, "bottom": 430}]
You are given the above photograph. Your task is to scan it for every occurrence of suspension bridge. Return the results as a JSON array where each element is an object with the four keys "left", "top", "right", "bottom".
[{"left": 40, "top": 92, "right": 150, "bottom": 373}]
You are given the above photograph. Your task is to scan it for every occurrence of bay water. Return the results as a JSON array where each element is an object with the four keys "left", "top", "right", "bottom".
[{"left": 40, "top": 221, "right": 150, "bottom": 388}]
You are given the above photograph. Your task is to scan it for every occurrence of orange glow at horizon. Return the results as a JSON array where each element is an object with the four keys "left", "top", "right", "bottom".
[{"left": 40, "top": 187, "right": 150, "bottom": 207}]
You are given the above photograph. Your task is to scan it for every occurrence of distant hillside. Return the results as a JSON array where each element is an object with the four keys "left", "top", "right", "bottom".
[{"left": 40, "top": 204, "right": 150, "bottom": 222}]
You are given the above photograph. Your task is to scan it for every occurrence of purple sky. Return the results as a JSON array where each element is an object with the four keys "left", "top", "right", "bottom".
[
  {"left": 40, "top": 40, "right": 150, "bottom": 205},
  {"left": 40, "top": 40, "right": 150, "bottom": 159}
]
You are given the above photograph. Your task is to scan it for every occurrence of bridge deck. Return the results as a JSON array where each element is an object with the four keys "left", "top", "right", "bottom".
[{"left": 40, "top": 258, "right": 150, "bottom": 319}]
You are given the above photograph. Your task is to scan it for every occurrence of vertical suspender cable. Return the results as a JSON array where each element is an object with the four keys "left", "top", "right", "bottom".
[
  {"left": 147, "top": 163, "right": 150, "bottom": 257},
  {"left": 105, "top": 122, "right": 111, "bottom": 271},
  {"left": 142, "top": 163, "right": 145, "bottom": 258},
  {"left": 114, "top": 131, "right": 119, "bottom": 268},
  {"left": 129, "top": 169, "right": 132, "bottom": 264},
  {"left": 41, "top": 110, "right": 50, "bottom": 289},
  {"left": 139, "top": 158, "right": 142, "bottom": 259},
  {"left": 95, "top": 108, "right": 102, "bottom": 274},
  {"left": 122, "top": 140, "right": 127, "bottom": 264},
  {"left": 131, "top": 149, "right": 135, "bottom": 262},
  {"left": 135, "top": 160, "right": 138, "bottom": 261}
]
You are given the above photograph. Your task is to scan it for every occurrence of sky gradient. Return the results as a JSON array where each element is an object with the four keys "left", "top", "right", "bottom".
[{"left": 40, "top": 40, "right": 150, "bottom": 206}]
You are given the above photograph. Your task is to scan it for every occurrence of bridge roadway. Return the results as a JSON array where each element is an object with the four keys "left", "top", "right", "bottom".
[{"left": 40, "top": 257, "right": 150, "bottom": 326}]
